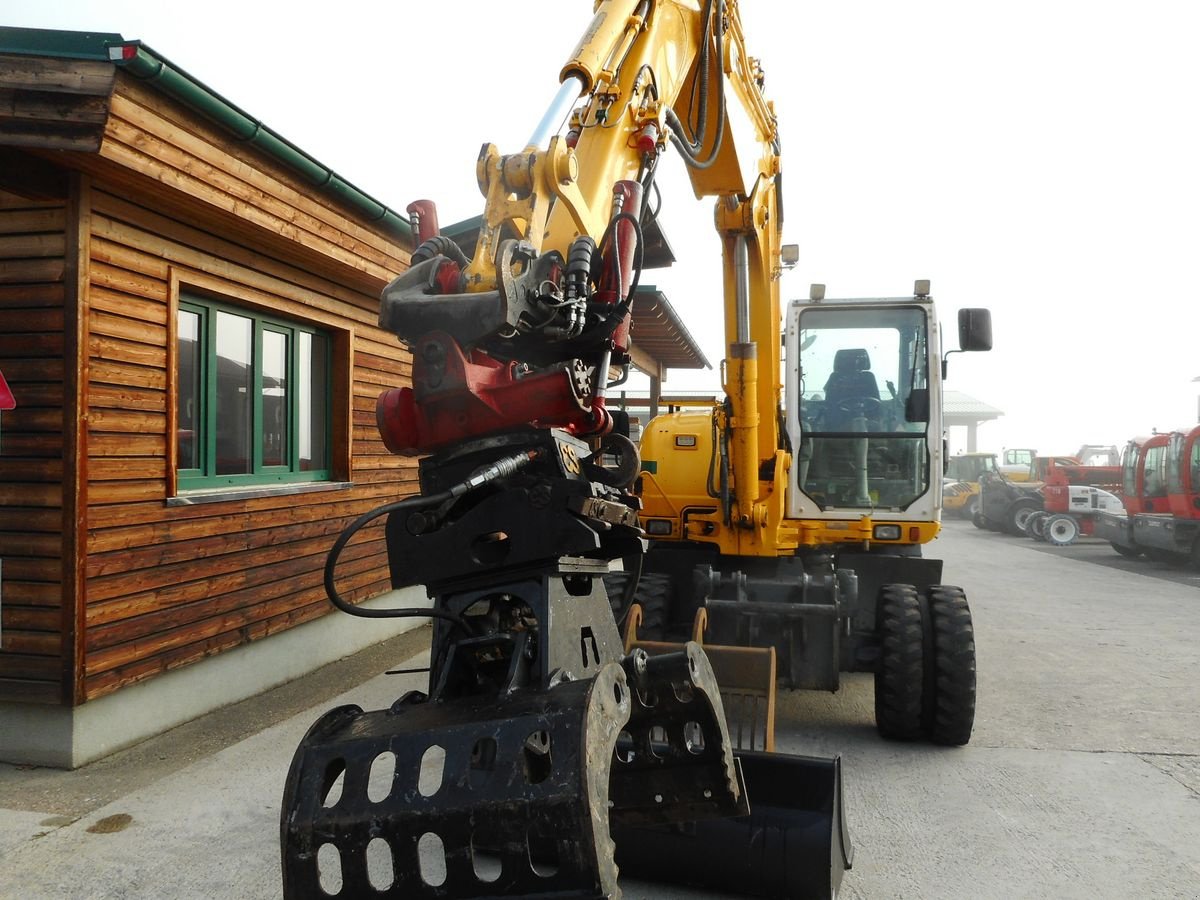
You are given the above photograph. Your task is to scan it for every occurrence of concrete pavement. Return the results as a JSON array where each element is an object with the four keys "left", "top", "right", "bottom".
[{"left": 1, "top": 521, "right": 1197, "bottom": 899}]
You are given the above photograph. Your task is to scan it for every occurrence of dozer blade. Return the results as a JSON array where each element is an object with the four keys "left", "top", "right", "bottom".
[
  {"left": 613, "top": 750, "right": 854, "bottom": 899},
  {"left": 282, "top": 645, "right": 747, "bottom": 899},
  {"left": 625, "top": 605, "right": 778, "bottom": 752}
]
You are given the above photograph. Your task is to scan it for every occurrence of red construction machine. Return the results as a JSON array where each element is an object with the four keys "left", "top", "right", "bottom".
[
  {"left": 977, "top": 450, "right": 1121, "bottom": 538},
  {"left": 1023, "top": 459, "right": 1126, "bottom": 545},
  {"left": 1094, "top": 427, "right": 1200, "bottom": 566}
]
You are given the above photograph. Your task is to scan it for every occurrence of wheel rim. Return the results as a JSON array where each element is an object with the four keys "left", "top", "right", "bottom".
[
  {"left": 1048, "top": 517, "right": 1077, "bottom": 543},
  {"left": 1014, "top": 507, "right": 1036, "bottom": 531}
]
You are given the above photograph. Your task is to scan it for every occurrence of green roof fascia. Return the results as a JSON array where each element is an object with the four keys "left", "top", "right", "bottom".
[
  {"left": 0, "top": 27, "right": 122, "bottom": 60},
  {"left": 0, "top": 26, "right": 412, "bottom": 244}
]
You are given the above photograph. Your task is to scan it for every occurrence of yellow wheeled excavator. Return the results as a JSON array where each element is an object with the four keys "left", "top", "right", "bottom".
[{"left": 282, "top": 1, "right": 989, "bottom": 897}]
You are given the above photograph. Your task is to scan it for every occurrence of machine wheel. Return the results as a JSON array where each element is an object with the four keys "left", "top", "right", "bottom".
[
  {"left": 1044, "top": 514, "right": 1079, "bottom": 546},
  {"left": 1026, "top": 511, "right": 1050, "bottom": 541},
  {"left": 604, "top": 571, "right": 671, "bottom": 640},
  {"left": 1110, "top": 542, "right": 1141, "bottom": 559},
  {"left": 964, "top": 496, "right": 980, "bottom": 520},
  {"left": 1006, "top": 499, "right": 1042, "bottom": 536},
  {"left": 603, "top": 570, "right": 636, "bottom": 624},
  {"left": 925, "top": 586, "right": 977, "bottom": 746},
  {"left": 1192, "top": 535, "right": 1200, "bottom": 572},
  {"left": 874, "top": 584, "right": 924, "bottom": 741},
  {"left": 971, "top": 510, "right": 988, "bottom": 530}
]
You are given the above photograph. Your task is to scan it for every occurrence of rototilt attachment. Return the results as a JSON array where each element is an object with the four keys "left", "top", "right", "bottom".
[{"left": 281, "top": 640, "right": 747, "bottom": 899}]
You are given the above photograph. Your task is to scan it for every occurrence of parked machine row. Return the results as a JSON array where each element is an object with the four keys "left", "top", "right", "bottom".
[
  {"left": 962, "top": 431, "right": 1200, "bottom": 570},
  {"left": 1091, "top": 426, "right": 1200, "bottom": 568}
]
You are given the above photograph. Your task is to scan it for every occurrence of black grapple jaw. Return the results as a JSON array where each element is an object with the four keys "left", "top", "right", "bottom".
[{"left": 281, "top": 644, "right": 746, "bottom": 899}]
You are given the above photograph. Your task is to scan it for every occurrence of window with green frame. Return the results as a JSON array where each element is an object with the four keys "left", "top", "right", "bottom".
[{"left": 176, "top": 294, "right": 331, "bottom": 490}]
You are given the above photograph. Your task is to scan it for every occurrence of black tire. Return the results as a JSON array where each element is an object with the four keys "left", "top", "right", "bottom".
[
  {"left": 1044, "top": 514, "right": 1079, "bottom": 546},
  {"left": 1027, "top": 511, "right": 1049, "bottom": 541},
  {"left": 874, "top": 584, "right": 924, "bottom": 740},
  {"left": 925, "top": 586, "right": 977, "bottom": 746},
  {"left": 971, "top": 510, "right": 988, "bottom": 530},
  {"left": 964, "top": 495, "right": 980, "bottom": 520},
  {"left": 1006, "top": 499, "right": 1041, "bottom": 536},
  {"left": 1192, "top": 535, "right": 1200, "bottom": 572},
  {"left": 1110, "top": 542, "right": 1141, "bottom": 559},
  {"left": 602, "top": 570, "right": 635, "bottom": 623},
  {"left": 604, "top": 571, "right": 671, "bottom": 641}
]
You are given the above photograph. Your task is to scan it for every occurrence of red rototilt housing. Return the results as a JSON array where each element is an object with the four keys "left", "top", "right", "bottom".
[
  {"left": 376, "top": 335, "right": 596, "bottom": 456},
  {"left": 376, "top": 182, "right": 643, "bottom": 455}
]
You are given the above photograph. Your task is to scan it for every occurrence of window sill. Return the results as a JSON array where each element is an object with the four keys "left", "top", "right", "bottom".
[{"left": 167, "top": 481, "right": 354, "bottom": 507}]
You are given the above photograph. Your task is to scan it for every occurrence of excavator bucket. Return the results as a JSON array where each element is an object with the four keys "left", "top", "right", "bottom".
[
  {"left": 613, "top": 750, "right": 854, "bottom": 899},
  {"left": 624, "top": 605, "right": 777, "bottom": 752},
  {"left": 618, "top": 605, "right": 853, "bottom": 897}
]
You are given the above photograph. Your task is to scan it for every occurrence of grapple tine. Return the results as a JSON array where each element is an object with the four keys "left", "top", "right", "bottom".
[
  {"left": 610, "top": 643, "right": 749, "bottom": 826},
  {"left": 625, "top": 604, "right": 779, "bottom": 753},
  {"left": 282, "top": 642, "right": 750, "bottom": 899},
  {"left": 282, "top": 666, "right": 631, "bottom": 899}
]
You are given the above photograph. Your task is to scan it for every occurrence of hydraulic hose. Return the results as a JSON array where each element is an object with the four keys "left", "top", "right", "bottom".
[
  {"left": 665, "top": 0, "right": 727, "bottom": 170},
  {"left": 324, "top": 449, "right": 540, "bottom": 624}
]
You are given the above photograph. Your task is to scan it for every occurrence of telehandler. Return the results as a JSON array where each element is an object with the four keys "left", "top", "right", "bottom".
[{"left": 282, "top": 2, "right": 989, "bottom": 897}]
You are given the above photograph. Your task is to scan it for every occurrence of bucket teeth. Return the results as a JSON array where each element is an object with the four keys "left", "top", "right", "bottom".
[{"left": 282, "top": 643, "right": 747, "bottom": 899}]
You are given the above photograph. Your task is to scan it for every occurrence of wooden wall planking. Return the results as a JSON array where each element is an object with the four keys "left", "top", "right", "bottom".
[
  {"left": 0, "top": 189, "right": 68, "bottom": 704},
  {"left": 79, "top": 181, "right": 416, "bottom": 701},
  {"left": 101, "top": 77, "right": 407, "bottom": 284}
]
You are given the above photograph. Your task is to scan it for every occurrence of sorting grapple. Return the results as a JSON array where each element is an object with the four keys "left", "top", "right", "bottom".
[{"left": 281, "top": 428, "right": 851, "bottom": 898}]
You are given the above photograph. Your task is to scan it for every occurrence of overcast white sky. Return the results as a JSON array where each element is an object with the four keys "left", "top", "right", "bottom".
[{"left": 6, "top": 0, "right": 1199, "bottom": 455}]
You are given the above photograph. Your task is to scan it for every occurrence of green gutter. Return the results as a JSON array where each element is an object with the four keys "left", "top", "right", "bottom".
[{"left": 0, "top": 27, "right": 413, "bottom": 244}]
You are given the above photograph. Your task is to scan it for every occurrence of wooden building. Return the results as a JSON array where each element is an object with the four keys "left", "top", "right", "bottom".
[
  {"left": 0, "top": 27, "right": 709, "bottom": 768},
  {"left": 0, "top": 27, "right": 429, "bottom": 767}
]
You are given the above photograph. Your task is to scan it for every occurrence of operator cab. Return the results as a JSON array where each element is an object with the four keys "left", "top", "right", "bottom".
[
  {"left": 794, "top": 302, "right": 931, "bottom": 511},
  {"left": 785, "top": 282, "right": 991, "bottom": 519}
]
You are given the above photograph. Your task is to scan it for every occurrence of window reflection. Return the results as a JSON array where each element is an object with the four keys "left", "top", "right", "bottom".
[
  {"left": 262, "top": 330, "right": 288, "bottom": 467},
  {"left": 299, "top": 332, "right": 328, "bottom": 471},
  {"left": 177, "top": 309, "right": 200, "bottom": 471},
  {"left": 216, "top": 311, "right": 253, "bottom": 475}
]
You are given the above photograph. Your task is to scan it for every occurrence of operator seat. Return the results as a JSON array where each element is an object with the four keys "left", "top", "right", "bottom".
[{"left": 821, "top": 348, "right": 880, "bottom": 430}]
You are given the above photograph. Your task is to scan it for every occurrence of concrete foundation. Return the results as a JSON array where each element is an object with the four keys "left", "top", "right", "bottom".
[{"left": 0, "top": 587, "right": 431, "bottom": 769}]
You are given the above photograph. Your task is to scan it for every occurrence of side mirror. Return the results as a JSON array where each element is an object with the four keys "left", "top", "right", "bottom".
[
  {"left": 958, "top": 308, "right": 993, "bottom": 352},
  {"left": 905, "top": 388, "right": 930, "bottom": 423}
]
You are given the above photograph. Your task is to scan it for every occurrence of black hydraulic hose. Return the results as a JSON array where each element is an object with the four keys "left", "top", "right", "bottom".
[
  {"left": 706, "top": 409, "right": 721, "bottom": 499},
  {"left": 719, "top": 400, "right": 733, "bottom": 525},
  {"left": 324, "top": 495, "right": 466, "bottom": 624},
  {"left": 324, "top": 449, "right": 539, "bottom": 624},
  {"left": 665, "top": 0, "right": 726, "bottom": 170},
  {"left": 410, "top": 234, "right": 469, "bottom": 268}
]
